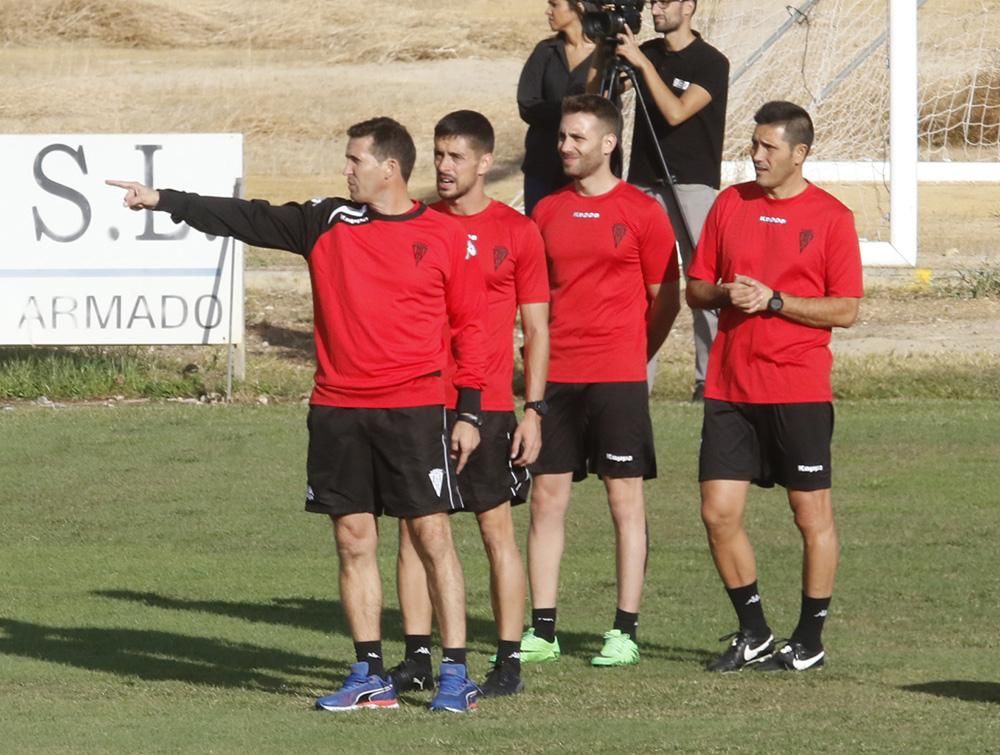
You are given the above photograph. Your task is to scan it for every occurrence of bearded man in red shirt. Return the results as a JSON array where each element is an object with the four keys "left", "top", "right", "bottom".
[{"left": 521, "top": 94, "right": 681, "bottom": 667}]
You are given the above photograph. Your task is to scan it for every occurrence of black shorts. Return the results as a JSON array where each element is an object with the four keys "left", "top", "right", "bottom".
[
  {"left": 699, "top": 400, "right": 834, "bottom": 490},
  {"left": 531, "top": 382, "right": 657, "bottom": 482},
  {"left": 305, "top": 405, "right": 463, "bottom": 518},
  {"left": 447, "top": 410, "right": 530, "bottom": 514}
]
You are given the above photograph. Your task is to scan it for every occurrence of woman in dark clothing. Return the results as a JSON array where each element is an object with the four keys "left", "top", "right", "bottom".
[{"left": 517, "top": 0, "right": 596, "bottom": 215}]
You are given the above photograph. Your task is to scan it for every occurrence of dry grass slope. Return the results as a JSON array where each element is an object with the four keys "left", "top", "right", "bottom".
[
  {"left": 0, "top": 0, "right": 542, "bottom": 60},
  {"left": 0, "top": 0, "right": 223, "bottom": 48}
]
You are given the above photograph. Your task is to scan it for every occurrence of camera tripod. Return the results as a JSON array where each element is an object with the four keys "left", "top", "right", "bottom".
[{"left": 597, "top": 51, "right": 696, "bottom": 253}]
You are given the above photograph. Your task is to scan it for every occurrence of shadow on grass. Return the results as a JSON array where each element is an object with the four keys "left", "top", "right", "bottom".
[
  {"left": 92, "top": 590, "right": 714, "bottom": 665},
  {"left": 0, "top": 618, "right": 343, "bottom": 695},
  {"left": 902, "top": 680, "right": 1000, "bottom": 704},
  {"left": 246, "top": 322, "right": 313, "bottom": 358}
]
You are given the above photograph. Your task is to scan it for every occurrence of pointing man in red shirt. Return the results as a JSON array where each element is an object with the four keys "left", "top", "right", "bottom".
[
  {"left": 522, "top": 94, "right": 681, "bottom": 667},
  {"left": 108, "top": 116, "right": 487, "bottom": 712},
  {"left": 686, "top": 101, "right": 863, "bottom": 673}
]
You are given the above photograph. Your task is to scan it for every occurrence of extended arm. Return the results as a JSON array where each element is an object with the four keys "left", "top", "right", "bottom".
[{"left": 106, "top": 180, "right": 321, "bottom": 255}]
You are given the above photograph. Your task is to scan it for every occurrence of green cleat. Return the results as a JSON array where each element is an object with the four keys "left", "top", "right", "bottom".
[
  {"left": 488, "top": 628, "right": 561, "bottom": 664},
  {"left": 591, "top": 629, "right": 640, "bottom": 667}
]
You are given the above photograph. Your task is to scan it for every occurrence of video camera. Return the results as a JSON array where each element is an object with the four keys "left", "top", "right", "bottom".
[{"left": 580, "top": 0, "right": 643, "bottom": 45}]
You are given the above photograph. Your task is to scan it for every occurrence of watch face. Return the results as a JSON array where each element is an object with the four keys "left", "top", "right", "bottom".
[{"left": 768, "top": 294, "right": 783, "bottom": 312}]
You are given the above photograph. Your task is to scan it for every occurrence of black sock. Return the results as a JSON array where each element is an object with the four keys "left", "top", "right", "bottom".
[
  {"left": 726, "top": 581, "right": 770, "bottom": 639},
  {"left": 403, "top": 634, "right": 433, "bottom": 668},
  {"left": 791, "top": 593, "right": 831, "bottom": 653},
  {"left": 613, "top": 608, "right": 639, "bottom": 642},
  {"left": 441, "top": 647, "right": 467, "bottom": 667},
  {"left": 495, "top": 639, "right": 521, "bottom": 672},
  {"left": 354, "top": 641, "right": 384, "bottom": 677},
  {"left": 532, "top": 608, "right": 557, "bottom": 642}
]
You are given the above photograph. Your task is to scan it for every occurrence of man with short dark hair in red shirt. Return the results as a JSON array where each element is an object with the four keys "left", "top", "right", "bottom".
[
  {"left": 521, "top": 94, "right": 681, "bottom": 667},
  {"left": 388, "top": 110, "right": 550, "bottom": 698},
  {"left": 107, "top": 116, "right": 487, "bottom": 713},
  {"left": 686, "top": 101, "right": 863, "bottom": 673}
]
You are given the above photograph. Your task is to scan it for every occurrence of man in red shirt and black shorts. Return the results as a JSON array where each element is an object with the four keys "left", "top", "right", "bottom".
[
  {"left": 107, "top": 116, "right": 487, "bottom": 712},
  {"left": 521, "top": 94, "right": 681, "bottom": 667},
  {"left": 388, "top": 110, "right": 550, "bottom": 698},
  {"left": 686, "top": 101, "right": 863, "bottom": 673}
]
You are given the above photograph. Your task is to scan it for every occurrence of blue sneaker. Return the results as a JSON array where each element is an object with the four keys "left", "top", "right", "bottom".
[
  {"left": 428, "top": 663, "right": 480, "bottom": 713},
  {"left": 315, "top": 662, "right": 399, "bottom": 712}
]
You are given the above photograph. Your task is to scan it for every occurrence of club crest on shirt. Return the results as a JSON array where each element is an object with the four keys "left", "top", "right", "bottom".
[
  {"left": 413, "top": 242, "right": 429, "bottom": 266},
  {"left": 493, "top": 245, "right": 509, "bottom": 270},
  {"left": 799, "top": 229, "right": 814, "bottom": 253},
  {"left": 612, "top": 223, "right": 627, "bottom": 248}
]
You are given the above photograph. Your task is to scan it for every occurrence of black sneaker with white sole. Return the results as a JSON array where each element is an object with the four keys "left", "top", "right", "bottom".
[
  {"left": 752, "top": 640, "right": 825, "bottom": 672},
  {"left": 388, "top": 657, "right": 435, "bottom": 692},
  {"left": 706, "top": 631, "right": 775, "bottom": 672}
]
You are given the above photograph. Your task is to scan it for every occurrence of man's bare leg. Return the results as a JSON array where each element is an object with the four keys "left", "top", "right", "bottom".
[
  {"left": 388, "top": 519, "right": 436, "bottom": 691},
  {"left": 700, "top": 479, "right": 774, "bottom": 671}
]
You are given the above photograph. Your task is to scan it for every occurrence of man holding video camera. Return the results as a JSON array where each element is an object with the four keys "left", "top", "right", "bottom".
[{"left": 594, "top": 0, "right": 729, "bottom": 401}]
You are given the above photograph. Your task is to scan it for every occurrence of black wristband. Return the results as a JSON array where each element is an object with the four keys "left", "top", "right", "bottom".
[{"left": 456, "top": 388, "right": 481, "bottom": 415}]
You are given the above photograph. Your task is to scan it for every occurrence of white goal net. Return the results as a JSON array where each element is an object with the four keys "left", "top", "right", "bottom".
[{"left": 633, "top": 0, "right": 999, "bottom": 261}]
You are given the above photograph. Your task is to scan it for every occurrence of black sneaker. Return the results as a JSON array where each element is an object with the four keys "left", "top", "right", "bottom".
[
  {"left": 752, "top": 640, "right": 825, "bottom": 672},
  {"left": 706, "top": 630, "right": 775, "bottom": 672},
  {"left": 387, "top": 657, "right": 435, "bottom": 692},
  {"left": 479, "top": 664, "right": 524, "bottom": 697}
]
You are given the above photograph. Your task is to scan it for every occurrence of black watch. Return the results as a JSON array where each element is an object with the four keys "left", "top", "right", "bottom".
[
  {"left": 455, "top": 411, "right": 483, "bottom": 428},
  {"left": 767, "top": 290, "right": 784, "bottom": 313},
  {"left": 523, "top": 400, "right": 549, "bottom": 417}
]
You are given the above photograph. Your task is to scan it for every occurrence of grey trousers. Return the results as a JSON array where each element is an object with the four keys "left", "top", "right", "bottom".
[{"left": 639, "top": 183, "right": 719, "bottom": 390}]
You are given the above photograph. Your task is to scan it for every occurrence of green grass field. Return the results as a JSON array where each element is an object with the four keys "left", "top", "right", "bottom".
[{"left": 1, "top": 400, "right": 998, "bottom": 753}]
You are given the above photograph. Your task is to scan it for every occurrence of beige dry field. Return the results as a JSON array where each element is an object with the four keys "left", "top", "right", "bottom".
[{"left": 2, "top": 0, "right": 998, "bottom": 360}]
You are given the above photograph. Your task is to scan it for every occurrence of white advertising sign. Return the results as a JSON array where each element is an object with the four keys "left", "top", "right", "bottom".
[{"left": 0, "top": 134, "right": 244, "bottom": 345}]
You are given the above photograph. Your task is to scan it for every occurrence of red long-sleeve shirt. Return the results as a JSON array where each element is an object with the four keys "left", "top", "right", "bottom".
[{"left": 157, "top": 190, "right": 486, "bottom": 410}]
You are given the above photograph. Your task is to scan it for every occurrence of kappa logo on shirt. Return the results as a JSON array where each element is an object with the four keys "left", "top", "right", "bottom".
[
  {"left": 759, "top": 215, "right": 787, "bottom": 224},
  {"left": 326, "top": 203, "right": 371, "bottom": 225},
  {"left": 493, "top": 245, "right": 509, "bottom": 270},
  {"left": 413, "top": 242, "right": 429, "bottom": 266},
  {"left": 800, "top": 229, "right": 815, "bottom": 252},
  {"left": 612, "top": 223, "right": 627, "bottom": 248},
  {"left": 573, "top": 211, "right": 601, "bottom": 219}
]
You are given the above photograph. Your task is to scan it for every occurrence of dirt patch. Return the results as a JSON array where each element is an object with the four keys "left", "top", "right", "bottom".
[{"left": 836, "top": 295, "right": 1000, "bottom": 355}]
